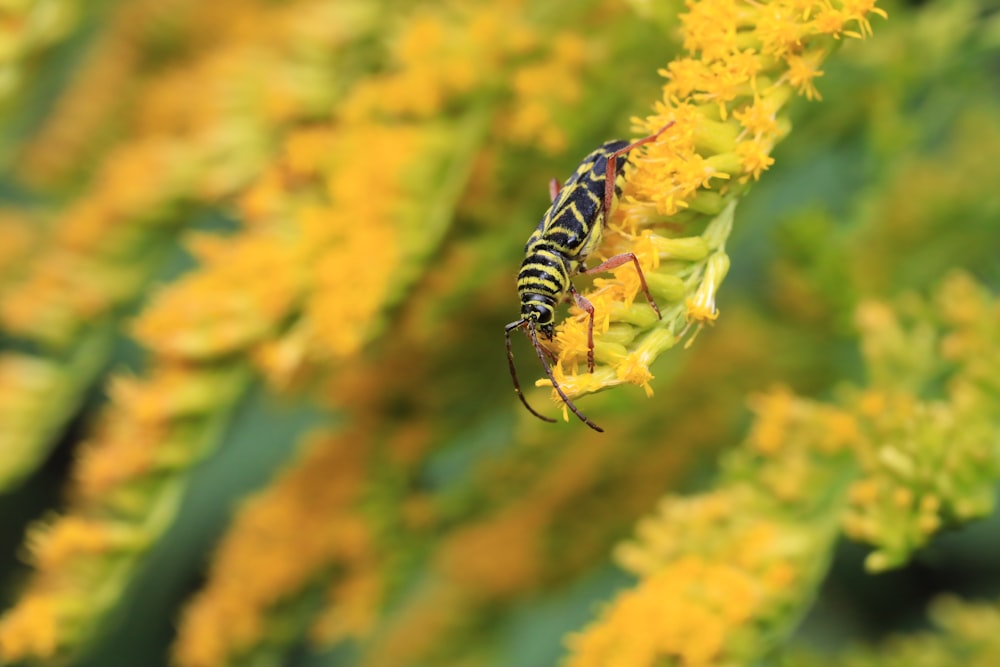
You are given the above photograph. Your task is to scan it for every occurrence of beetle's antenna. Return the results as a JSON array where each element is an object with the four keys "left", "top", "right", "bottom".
[
  {"left": 525, "top": 321, "right": 604, "bottom": 433},
  {"left": 505, "top": 319, "right": 556, "bottom": 423}
]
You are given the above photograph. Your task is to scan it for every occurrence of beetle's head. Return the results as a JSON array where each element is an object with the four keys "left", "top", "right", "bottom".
[{"left": 520, "top": 295, "right": 555, "bottom": 337}]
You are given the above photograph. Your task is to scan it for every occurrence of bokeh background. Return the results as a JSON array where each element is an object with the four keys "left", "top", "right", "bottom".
[{"left": 1, "top": 0, "right": 1000, "bottom": 666}]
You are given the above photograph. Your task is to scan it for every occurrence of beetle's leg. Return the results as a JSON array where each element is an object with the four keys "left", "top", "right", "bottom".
[
  {"left": 603, "top": 120, "right": 676, "bottom": 219},
  {"left": 582, "top": 253, "right": 662, "bottom": 320},
  {"left": 548, "top": 177, "right": 561, "bottom": 203},
  {"left": 568, "top": 283, "right": 597, "bottom": 373}
]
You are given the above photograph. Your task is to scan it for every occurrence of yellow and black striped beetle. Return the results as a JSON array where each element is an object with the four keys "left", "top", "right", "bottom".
[{"left": 505, "top": 122, "right": 673, "bottom": 432}]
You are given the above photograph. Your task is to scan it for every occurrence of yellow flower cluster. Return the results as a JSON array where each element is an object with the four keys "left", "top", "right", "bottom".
[
  {"left": 569, "top": 556, "right": 772, "bottom": 666},
  {"left": 342, "top": 6, "right": 532, "bottom": 121},
  {"left": 75, "top": 364, "right": 248, "bottom": 502},
  {"left": 505, "top": 31, "right": 591, "bottom": 154},
  {"left": 16, "top": 0, "right": 195, "bottom": 186},
  {"left": 841, "top": 273, "right": 1000, "bottom": 571},
  {"left": 0, "top": 0, "right": 369, "bottom": 495},
  {"left": 337, "top": 3, "right": 594, "bottom": 153},
  {"left": 566, "top": 272, "right": 1000, "bottom": 665},
  {"left": 566, "top": 390, "right": 858, "bottom": 667},
  {"left": 2, "top": 0, "right": 354, "bottom": 347},
  {"left": 547, "top": 0, "right": 887, "bottom": 403},
  {"left": 7, "top": 1, "right": 997, "bottom": 665},
  {"left": 242, "top": 2, "right": 596, "bottom": 386},
  {"left": 0, "top": 0, "right": 617, "bottom": 661},
  {"left": 173, "top": 430, "right": 378, "bottom": 667},
  {"left": 0, "top": 207, "right": 114, "bottom": 488},
  {"left": 0, "top": 361, "right": 248, "bottom": 661},
  {"left": 244, "top": 120, "right": 465, "bottom": 387},
  {"left": 0, "top": 1, "right": 380, "bottom": 659}
]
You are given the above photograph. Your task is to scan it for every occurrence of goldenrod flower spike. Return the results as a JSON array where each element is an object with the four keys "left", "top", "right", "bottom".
[
  {"left": 565, "top": 274, "right": 1000, "bottom": 667},
  {"left": 1, "top": 3, "right": 607, "bottom": 663},
  {"left": 0, "top": 2, "right": 386, "bottom": 659},
  {"left": 542, "top": 0, "right": 887, "bottom": 408},
  {"left": 0, "top": 1, "right": 377, "bottom": 493},
  {"left": 566, "top": 389, "right": 857, "bottom": 667},
  {"left": 842, "top": 273, "right": 1000, "bottom": 572},
  {"left": 172, "top": 430, "right": 379, "bottom": 667}
]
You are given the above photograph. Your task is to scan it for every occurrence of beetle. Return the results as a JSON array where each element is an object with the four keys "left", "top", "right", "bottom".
[{"left": 505, "top": 121, "right": 673, "bottom": 432}]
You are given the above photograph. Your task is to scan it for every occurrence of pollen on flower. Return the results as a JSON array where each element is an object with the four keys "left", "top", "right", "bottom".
[
  {"left": 555, "top": 320, "right": 594, "bottom": 367},
  {"left": 629, "top": 231, "right": 664, "bottom": 271},
  {"left": 812, "top": 7, "right": 858, "bottom": 38},
  {"left": 844, "top": 0, "right": 889, "bottom": 36},
  {"left": 703, "top": 77, "right": 751, "bottom": 121},
  {"left": 755, "top": 7, "right": 809, "bottom": 58},
  {"left": 735, "top": 139, "right": 775, "bottom": 180},
  {"left": 734, "top": 97, "right": 781, "bottom": 139},
  {"left": 685, "top": 295, "right": 720, "bottom": 324},
  {"left": 675, "top": 151, "right": 732, "bottom": 194},
  {"left": 617, "top": 352, "right": 656, "bottom": 397},
  {"left": 784, "top": 51, "right": 825, "bottom": 100}
]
